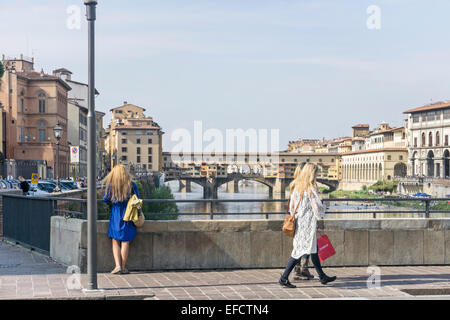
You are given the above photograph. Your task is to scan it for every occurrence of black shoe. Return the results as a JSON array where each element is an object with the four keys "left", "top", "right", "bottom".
[
  {"left": 319, "top": 275, "right": 337, "bottom": 285},
  {"left": 279, "top": 276, "right": 296, "bottom": 288}
]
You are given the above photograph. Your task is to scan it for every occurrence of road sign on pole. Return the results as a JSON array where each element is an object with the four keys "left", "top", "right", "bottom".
[
  {"left": 71, "top": 146, "right": 80, "bottom": 163},
  {"left": 31, "top": 173, "right": 39, "bottom": 184}
]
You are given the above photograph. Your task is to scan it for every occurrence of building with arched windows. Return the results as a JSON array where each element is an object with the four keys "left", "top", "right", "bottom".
[
  {"left": 404, "top": 101, "right": 450, "bottom": 178},
  {"left": 0, "top": 54, "right": 71, "bottom": 178},
  {"left": 340, "top": 124, "right": 408, "bottom": 190}
]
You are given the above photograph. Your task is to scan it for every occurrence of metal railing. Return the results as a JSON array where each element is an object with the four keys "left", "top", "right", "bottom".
[
  {"left": 45, "top": 196, "right": 450, "bottom": 220},
  {"left": 4, "top": 194, "right": 450, "bottom": 221}
]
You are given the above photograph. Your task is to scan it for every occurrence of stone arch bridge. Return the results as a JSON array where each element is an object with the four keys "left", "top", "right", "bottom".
[{"left": 164, "top": 172, "right": 339, "bottom": 199}]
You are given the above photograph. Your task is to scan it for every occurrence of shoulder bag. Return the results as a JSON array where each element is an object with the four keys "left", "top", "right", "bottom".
[{"left": 282, "top": 191, "right": 302, "bottom": 238}]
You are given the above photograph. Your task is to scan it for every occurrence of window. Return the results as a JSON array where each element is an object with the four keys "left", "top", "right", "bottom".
[
  {"left": 38, "top": 129, "right": 46, "bottom": 142},
  {"left": 121, "top": 131, "right": 127, "bottom": 135},
  {"left": 414, "top": 137, "right": 417, "bottom": 147},
  {"left": 121, "top": 138, "right": 127, "bottom": 144},
  {"left": 79, "top": 113, "right": 87, "bottom": 126},
  {"left": 148, "top": 156, "right": 152, "bottom": 163},
  {"left": 446, "top": 135, "right": 449, "bottom": 146},
  {"left": 429, "top": 132, "right": 433, "bottom": 147},
  {"left": 122, "top": 147, "right": 127, "bottom": 152},
  {"left": 115, "top": 110, "right": 123, "bottom": 114},
  {"left": 444, "top": 110, "right": 450, "bottom": 120},
  {"left": 20, "top": 91, "right": 24, "bottom": 112},
  {"left": 387, "top": 155, "right": 391, "bottom": 160},
  {"left": 399, "top": 155, "right": 403, "bottom": 160},
  {"left": 38, "top": 93, "right": 46, "bottom": 113},
  {"left": 426, "top": 111, "right": 436, "bottom": 121},
  {"left": 148, "top": 138, "right": 152, "bottom": 144},
  {"left": 137, "top": 156, "right": 141, "bottom": 163},
  {"left": 121, "top": 156, "right": 127, "bottom": 161},
  {"left": 137, "top": 147, "right": 141, "bottom": 155},
  {"left": 412, "top": 113, "right": 420, "bottom": 123},
  {"left": 136, "top": 138, "right": 141, "bottom": 144},
  {"left": 19, "top": 126, "right": 25, "bottom": 142},
  {"left": 80, "top": 128, "right": 87, "bottom": 142},
  {"left": 422, "top": 133, "right": 426, "bottom": 146},
  {"left": 148, "top": 147, "right": 152, "bottom": 154},
  {"left": 436, "top": 132, "right": 440, "bottom": 146}
]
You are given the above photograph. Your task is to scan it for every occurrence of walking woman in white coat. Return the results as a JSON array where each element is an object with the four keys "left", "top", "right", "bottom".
[{"left": 279, "top": 163, "right": 337, "bottom": 288}]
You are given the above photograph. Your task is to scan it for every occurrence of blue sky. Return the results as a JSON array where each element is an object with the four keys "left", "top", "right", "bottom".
[{"left": 2, "top": 0, "right": 450, "bottom": 151}]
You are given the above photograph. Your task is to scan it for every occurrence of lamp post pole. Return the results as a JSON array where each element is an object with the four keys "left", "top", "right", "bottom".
[
  {"left": 57, "top": 141, "right": 60, "bottom": 189},
  {"left": 53, "top": 124, "right": 62, "bottom": 191},
  {"left": 85, "top": 0, "right": 98, "bottom": 291}
]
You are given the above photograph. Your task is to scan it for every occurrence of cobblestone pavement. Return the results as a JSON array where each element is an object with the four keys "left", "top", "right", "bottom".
[{"left": 1, "top": 240, "right": 450, "bottom": 300}]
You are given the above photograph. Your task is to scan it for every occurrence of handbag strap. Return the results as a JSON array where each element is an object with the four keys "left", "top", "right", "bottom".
[{"left": 289, "top": 189, "right": 302, "bottom": 218}]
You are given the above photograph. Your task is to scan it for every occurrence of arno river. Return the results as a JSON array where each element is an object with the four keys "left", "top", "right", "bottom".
[{"left": 165, "top": 180, "right": 427, "bottom": 221}]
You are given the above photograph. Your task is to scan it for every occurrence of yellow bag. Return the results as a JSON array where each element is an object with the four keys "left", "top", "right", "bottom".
[{"left": 123, "top": 194, "right": 144, "bottom": 227}]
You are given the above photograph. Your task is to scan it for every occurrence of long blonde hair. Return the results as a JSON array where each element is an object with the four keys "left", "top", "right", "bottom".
[
  {"left": 290, "top": 163, "right": 318, "bottom": 200},
  {"left": 102, "top": 164, "right": 132, "bottom": 202}
]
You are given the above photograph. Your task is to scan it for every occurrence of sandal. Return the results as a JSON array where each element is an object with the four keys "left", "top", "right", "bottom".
[{"left": 110, "top": 266, "right": 121, "bottom": 274}]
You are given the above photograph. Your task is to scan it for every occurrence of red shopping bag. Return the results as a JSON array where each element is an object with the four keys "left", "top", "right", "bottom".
[{"left": 317, "top": 234, "right": 336, "bottom": 262}]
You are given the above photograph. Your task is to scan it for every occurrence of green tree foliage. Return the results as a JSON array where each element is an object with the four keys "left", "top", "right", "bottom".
[
  {"left": 0, "top": 61, "right": 4, "bottom": 79},
  {"left": 369, "top": 179, "right": 399, "bottom": 193},
  {"left": 135, "top": 179, "right": 178, "bottom": 220}
]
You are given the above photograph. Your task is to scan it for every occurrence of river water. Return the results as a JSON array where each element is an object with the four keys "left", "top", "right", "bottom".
[{"left": 165, "top": 180, "right": 439, "bottom": 220}]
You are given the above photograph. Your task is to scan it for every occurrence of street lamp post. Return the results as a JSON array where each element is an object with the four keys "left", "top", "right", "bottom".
[
  {"left": 84, "top": 0, "right": 98, "bottom": 291},
  {"left": 53, "top": 124, "right": 62, "bottom": 191}
]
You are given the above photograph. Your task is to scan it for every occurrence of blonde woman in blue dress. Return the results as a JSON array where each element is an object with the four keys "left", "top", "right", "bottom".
[
  {"left": 103, "top": 165, "right": 139, "bottom": 274},
  {"left": 279, "top": 163, "right": 336, "bottom": 288}
]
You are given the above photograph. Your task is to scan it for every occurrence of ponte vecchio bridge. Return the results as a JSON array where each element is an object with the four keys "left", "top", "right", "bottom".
[{"left": 162, "top": 152, "right": 341, "bottom": 198}]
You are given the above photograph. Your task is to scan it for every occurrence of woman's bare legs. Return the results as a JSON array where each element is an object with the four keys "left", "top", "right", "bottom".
[
  {"left": 112, "top": 239, "right": 122, "bottom": 270},
  {"left": 120, "top": 241, "right": 130, "bottom": 270}
]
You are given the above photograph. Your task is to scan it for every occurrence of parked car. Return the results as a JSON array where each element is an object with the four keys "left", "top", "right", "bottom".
[
  {"left": 0, "top": 180, "right": 9, "bottom": 189},
  {"left": 60, "top": 180, "right": 78, "bottom": 190}
]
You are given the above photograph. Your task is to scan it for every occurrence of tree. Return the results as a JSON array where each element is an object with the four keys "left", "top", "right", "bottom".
[{"left": 0, "top": 60, "right": 4, "bottom": 79}]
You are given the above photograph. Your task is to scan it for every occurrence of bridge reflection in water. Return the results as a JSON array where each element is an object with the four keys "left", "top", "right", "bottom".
[
  {"left": 167, "top": 180, "right": 286, "bottom": 220},
  {"left": 165, "top": 180, "right": 445, "bottom": 221}
]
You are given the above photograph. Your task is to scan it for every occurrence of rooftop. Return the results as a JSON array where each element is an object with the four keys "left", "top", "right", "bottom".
[
  {"left": 352, "top": 124, "right": 370, "bottom": 128},
  {"left": 342, "top": 147, "right": 407, "bottom": 156},
  {"left": 403, "top": 101, "right": 450, "bottom": 114},
  {"left": 16, "top": 71, "right": 72, "bottom": 91}
]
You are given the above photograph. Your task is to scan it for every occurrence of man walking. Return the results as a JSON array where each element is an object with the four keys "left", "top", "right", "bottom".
[{"left": 18, "top": 176, "right": 30, "bottom": 195}]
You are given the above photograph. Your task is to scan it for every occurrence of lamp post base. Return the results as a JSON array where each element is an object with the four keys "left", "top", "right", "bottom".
[{"left": 82, "top": 288, "right": 105, "bottom": 294}]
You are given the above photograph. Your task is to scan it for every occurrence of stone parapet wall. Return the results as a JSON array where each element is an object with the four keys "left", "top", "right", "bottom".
[{"left": 50, "top": 217, "right": 450, "bottom": 272}]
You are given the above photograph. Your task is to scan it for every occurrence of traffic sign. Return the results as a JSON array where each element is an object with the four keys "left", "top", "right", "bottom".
[
  {"left": 71, "top": 146, "right": 80, "bottom": 163},
  {"left": 31, "top": 173, "right": 39, "bottom": 184}
]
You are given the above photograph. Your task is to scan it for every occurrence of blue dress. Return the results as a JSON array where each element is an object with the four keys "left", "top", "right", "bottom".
[{"left": 104, "top": 182, "right": 139, "bottom": 242}]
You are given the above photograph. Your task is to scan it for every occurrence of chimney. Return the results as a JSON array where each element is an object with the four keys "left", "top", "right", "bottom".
[
  {"left": 40, "top": 68, "right": 44, "bottom": 77},
  {"left": 20, "top": 53, "right": 23, "bottom": 60},
  {"left": 124, "top": 101, "right": 128, "bottom": 105}
]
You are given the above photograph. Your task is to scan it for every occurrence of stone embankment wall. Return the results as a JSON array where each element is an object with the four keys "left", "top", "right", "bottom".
[{"left": 50, "top": 217, "right": 450, "bottom": 272}]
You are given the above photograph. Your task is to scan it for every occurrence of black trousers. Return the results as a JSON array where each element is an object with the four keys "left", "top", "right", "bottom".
[{"left": 281, "top": 245, "right": 325, "bottom": 280}]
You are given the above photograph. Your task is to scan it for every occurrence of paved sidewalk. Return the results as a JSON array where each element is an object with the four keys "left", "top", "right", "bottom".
[{"left": 1, "top": 240, "right": 450, "bottom": 300}]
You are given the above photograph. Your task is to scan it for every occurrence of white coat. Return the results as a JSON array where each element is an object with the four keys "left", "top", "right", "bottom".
[{"left": 289, "top": 186, "right": 326, "bottom": 259}]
